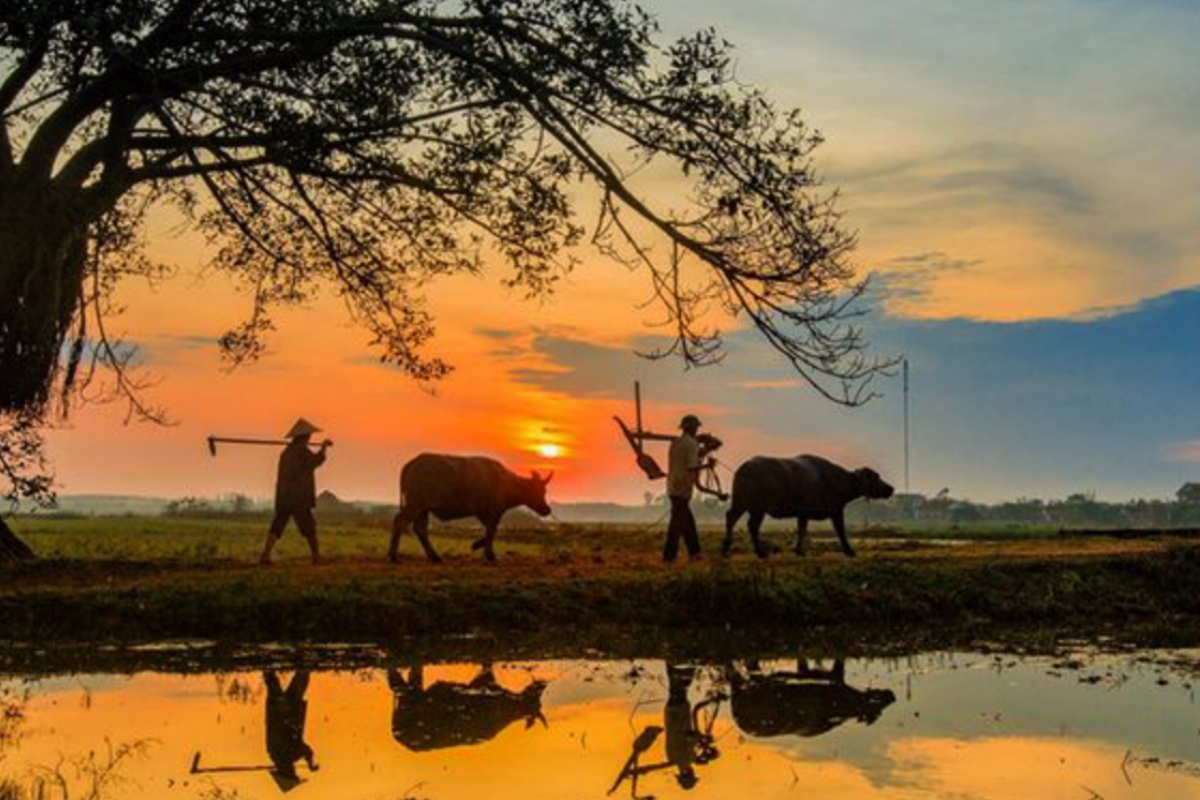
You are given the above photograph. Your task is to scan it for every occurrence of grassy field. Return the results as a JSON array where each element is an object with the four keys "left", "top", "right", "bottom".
[
  {"left": 4, "top": 515, "right": 1200, "bottom": 653},
  {"left": 7, "top": 513, "right": 1069, "bottom": 561}
]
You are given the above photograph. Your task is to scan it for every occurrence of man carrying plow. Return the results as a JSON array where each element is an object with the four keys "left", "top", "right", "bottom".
[
  {"left": 613, "top": 382, "right": 726, "bottom": 564},
  {"left": 664, "top": 414, "right": 720, "bottom": 563}
]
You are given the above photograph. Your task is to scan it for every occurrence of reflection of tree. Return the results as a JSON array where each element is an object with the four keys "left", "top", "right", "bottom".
[
  {"left": 0, "top": 688, "right": 27, "bottom": 800},
  {"left": 0, "top": 687, "right": 27, "bottom": 756},
  {"left": 213, "top": 674, "right": 263, "bottom": 707},
  {"left": 29, "top": 738, "right": 155, "bottom": 800}
]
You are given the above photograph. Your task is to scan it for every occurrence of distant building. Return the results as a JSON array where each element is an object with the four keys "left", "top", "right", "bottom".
[
  {"left": 1176, "top": 483, "right": 1200, "bottom": 504},
  {"left": 316, "top": 490, "right": 347, "bottom": 511}
]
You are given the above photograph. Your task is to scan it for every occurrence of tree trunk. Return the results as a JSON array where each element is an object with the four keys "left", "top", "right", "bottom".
[
  {"left": 0, "top": 177, "right": 89, "bottom": 414},
  {"left": 0, "top": 515, "right": 35, "bottom": 561}
]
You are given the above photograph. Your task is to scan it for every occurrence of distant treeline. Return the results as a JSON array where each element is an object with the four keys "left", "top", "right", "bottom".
[
  {"left": 846, "top": 490, "right": 1200, "bottom": 528},
  {"left": 23, "top": 488, "right": 1200, "bottom": 529}
]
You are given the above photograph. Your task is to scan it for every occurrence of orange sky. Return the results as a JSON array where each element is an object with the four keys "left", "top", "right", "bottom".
[{"left": 36, "top": 0, "right": 1200, "bottom": 504}]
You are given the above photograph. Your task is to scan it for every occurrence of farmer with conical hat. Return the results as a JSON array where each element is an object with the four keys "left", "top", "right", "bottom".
[{"left": 260, "top": 418, "right": 331, "bottom": 565}]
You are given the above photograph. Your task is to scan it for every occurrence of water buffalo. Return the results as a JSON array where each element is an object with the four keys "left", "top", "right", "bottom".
[
  {"left": 722, "top": 454, "right": 893, "bottom": 558},
  {"left": 390, "top": 453, "right": 553, "bottom": 563},
  {"left": 726, "top": 659, "right": 896, "bottom": 739},
  {"left": 388, "top": 664, "right": 547, "bottom": 751}
]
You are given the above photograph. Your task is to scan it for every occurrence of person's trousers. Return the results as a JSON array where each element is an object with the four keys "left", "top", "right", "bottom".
[
  {"left": 269, "top": 507, "right": 317, "bottom": 539},
  {"left": 664, "top": 495, "right": 701, "bottom": 561}
]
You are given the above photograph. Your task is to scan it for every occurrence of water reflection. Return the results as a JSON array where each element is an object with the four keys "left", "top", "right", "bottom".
[
  {"left": 2, "top": 650, "right": 1200, "bottom": 799},
  {"left": 265, "top": 671, "right": 319, "bottom": 790},
  {"left": 609, "top": 664, "right": 722, "bottom": 797},
  {"left": 388, "top": 663, "right": 547, "bottom": 751},
  {"left": 726, "top": 657, "right": 895, "bottom": 738},
  {"left": 188, "top": 671, "right": 319, "bottom": 793}
]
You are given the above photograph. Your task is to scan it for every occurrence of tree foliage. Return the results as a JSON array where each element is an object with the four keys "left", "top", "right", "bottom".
[{"left": 0, "top": 0, "right": 893, "bottom": 520}]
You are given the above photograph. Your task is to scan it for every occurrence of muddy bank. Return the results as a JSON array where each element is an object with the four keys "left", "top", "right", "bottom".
[
  {"left": 4, "top": 617, "right": 1200, "bottom": 677},
  {"left": 3, "top": 539, "right": 1200, "bottom": 655}
]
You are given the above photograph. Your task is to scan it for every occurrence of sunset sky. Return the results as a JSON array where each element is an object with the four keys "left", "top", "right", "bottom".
[{"left": 43, "top": 0, "right": 1200, "bottom": 505}]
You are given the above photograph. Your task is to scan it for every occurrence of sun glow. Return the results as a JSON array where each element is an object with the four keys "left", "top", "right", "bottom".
[{"left": 537, "top": 443, "right": 563, "bottom": 459}]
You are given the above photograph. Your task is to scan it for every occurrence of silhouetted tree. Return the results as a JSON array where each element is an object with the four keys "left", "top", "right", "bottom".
[
  {"left": 0, "top": 0, "right": 892, "bottom": 556},
  {"left": 1176, "top": 483, "right": 1200, "bottom": 505},
  {"left": 0, "top": 412, "right": 45, "bottom": 560}
]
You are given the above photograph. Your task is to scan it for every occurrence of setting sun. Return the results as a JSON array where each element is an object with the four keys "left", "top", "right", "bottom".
[{"left": 537, "top": 443, "right": 563, "bottom": 459}]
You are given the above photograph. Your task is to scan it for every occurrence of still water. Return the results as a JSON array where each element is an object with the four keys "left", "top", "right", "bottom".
[{"left": 2, "top": 649, "right": 1200, "bottom": 800}]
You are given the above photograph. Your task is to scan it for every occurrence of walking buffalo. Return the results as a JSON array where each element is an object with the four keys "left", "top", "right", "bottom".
[
  {"left": 722, "top": 455, "right": 893, "bottom": 558},
  {"left": 388, "top": 664, "right": 547, "bottom": 751},
  {"left": 726, "top": 659, "right": 895, "bottom": 739},
  {"left": 390, "top": 453, "right": 553, "bottom": 563}
]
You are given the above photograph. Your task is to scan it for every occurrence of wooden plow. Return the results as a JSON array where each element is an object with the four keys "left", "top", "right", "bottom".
[{"left": 613, "top": 382, "right": 729, "bottom": 501}]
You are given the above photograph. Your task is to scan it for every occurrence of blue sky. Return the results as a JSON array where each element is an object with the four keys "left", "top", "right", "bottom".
[{"left": 507, "top": 286, "right": 1200, "bottom": 502}]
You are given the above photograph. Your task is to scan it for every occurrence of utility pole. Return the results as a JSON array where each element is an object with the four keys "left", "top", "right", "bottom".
[{"left": 903, "top": 357, "right": 910, "bottom": 494}]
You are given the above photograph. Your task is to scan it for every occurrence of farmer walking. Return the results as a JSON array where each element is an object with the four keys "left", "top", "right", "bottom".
[
  {"left": 664, "top": 414, "right": 711, "bottom": 562},
  {"left": 260, "top": 418, "right": 331, "bottom": 565}
]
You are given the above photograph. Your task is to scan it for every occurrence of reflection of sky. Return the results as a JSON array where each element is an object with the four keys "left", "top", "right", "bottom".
[
  {"left": 4, "top": 653, "right": 1200, "bottom": 800},
  {"left": 39, "top": 0, "right": 1200, "bottom": 504}
]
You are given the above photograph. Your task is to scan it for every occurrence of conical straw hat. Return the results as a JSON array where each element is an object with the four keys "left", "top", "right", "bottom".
[
  {"left": 270, "top": 769, "right": 304, "bottom": 792},
  {"left": 285, "top": 418, "right": 322, "bottom": 438}
]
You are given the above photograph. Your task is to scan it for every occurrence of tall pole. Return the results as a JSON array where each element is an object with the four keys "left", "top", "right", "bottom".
[
  {"left": 903, "top": 358, "right": 910, "bottom": 494},
  {"left": 635, "top": 381, "right": 643, "bottom": 436}
]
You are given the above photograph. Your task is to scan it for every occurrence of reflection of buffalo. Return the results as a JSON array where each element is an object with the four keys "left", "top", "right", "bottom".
[
  {"left": 388, "top": 664, "right": 547, "bottom": 751},
  {"left": 727, "top": 659, "right": 895, "bottom": 739}
]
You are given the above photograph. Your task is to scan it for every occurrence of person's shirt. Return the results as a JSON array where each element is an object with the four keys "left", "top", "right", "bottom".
[
  {"left": 275, "top": 440, "right": 326, "bottom": 511},
  {"left": 667, "top": 433, "right": 701, "bottom": 499}
]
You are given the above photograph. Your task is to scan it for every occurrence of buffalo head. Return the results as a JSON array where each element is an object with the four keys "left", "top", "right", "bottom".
[
  {"left": 525, "top": 470, "right": 554, "bottom": 516},
  {"left": 855, "top": 468, "right": 894, "bottom": 500},
  {"left": 856, "top": 688, "right": 897, "bottom": 724}
]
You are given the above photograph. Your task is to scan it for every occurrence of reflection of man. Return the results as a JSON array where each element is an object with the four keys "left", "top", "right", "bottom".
[
  {"left": 265, "top": 670, "right": 318, "bottom": 790},
  {"left": 260, "top": 418, "right": 331, "bottom": 565},
  {"left": 664, "top": 415, "right": 710, "bottom": 562},
  {"left": 609, "top": 663, "right": 720, "bottom": 797},
  {"left": 663, "top": 664, "right": 700, "bottom": 789}
]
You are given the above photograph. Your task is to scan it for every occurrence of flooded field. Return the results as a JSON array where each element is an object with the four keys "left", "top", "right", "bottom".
[{"left": 3, "top": 647, "right": 1200, "bottom": 800}]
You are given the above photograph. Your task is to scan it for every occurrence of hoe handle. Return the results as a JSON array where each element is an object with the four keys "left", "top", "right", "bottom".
[{"left": 206, "top": 436, "right": 332, "bottom": 456}]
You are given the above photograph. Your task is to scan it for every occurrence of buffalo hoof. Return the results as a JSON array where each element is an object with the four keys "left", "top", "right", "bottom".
[
  {"left": 426, "top": 554, "right": 444, "bottom": 565},
  {"left": 754, "top": 547, "right": 770, "bottom": 560},
  {"left": 483, "top": 552, "right": 498, "bottom": 564},
  {"left": 470, "top": 538, "right": 486, "bottom": 551},
  {"left": 387, "top": 552, "right": 399, "bottom": 564},
  {"left": 720, "top": 541, "right": 733, "bottom": 558},
  {"left": 842, "top": 548, "right": 857, "bottom": 558}
]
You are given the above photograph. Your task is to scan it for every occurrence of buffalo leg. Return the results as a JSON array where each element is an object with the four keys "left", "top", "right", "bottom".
[
  {"left": 794, "top": 518, "right": 809, "bottom": 555},
  {"left": 831, "top": 511, "right": 856, "bottom": 557},
  {"left": 721, "top": 505, "right": 745, "bottom": 557},
  {"left": 470, "top": 514, "right": 491, "bottom": 551},
  {"left": 482, "top": 522, "right": 499, "bottom": 563},
  {"left": 413, "top": 511, "right": 443, "bottom": 564},
  {"left": 388, "top": 508, "right": 412, "bottom": 563},
  {"left": 747, "top": 511, "right": 768, "bottom": 558}
]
